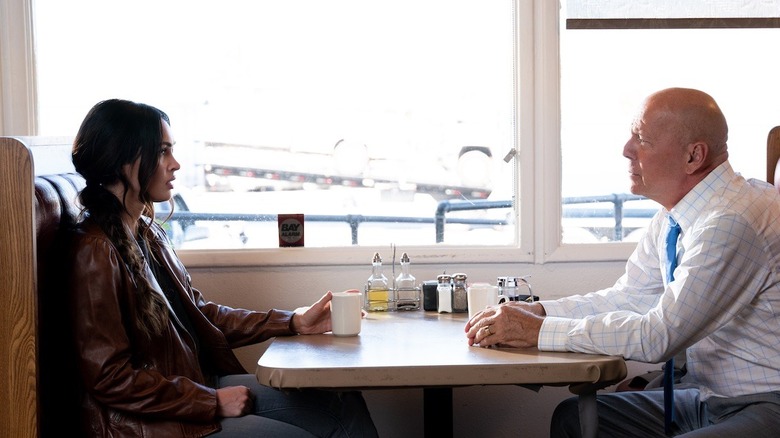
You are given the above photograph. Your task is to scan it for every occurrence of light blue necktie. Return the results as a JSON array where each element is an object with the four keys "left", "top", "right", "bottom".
[{"left": 664, "top": 215, "right": 681, "bottom": 435}]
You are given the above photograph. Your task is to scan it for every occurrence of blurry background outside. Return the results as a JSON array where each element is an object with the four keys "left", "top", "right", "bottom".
[{"left": 32, "top": 0, "right": 780, "bottom": 249}]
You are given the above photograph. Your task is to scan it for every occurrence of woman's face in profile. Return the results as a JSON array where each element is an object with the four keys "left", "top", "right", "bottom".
[
  {"left": 146, "top": 121, "right": 180, "bottom": 203},
  {"left": 121, "top": 120, "right": 181, "bottom": 207}
]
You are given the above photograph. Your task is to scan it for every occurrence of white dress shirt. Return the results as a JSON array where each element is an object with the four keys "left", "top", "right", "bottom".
[{"left": 539, "top": 161, "right": 780, "bottom": 400}]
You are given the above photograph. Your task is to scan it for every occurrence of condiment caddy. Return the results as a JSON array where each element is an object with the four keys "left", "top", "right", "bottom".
[{"left": 363, "top": 251, "right": 535, "bottom": 313}]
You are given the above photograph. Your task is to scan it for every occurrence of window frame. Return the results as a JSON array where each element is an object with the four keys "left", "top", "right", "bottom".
[
  {"left": 1, "top": 0, "right": 639, "bottom": 268},
  {"left": 0, "top": 0, "right": 37, "bottom": 135}
]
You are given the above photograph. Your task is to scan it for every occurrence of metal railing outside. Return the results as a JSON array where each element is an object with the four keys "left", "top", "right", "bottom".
[
  {"left": 562, "top": 194, "right": 657, "bottom": 241},
  {"left": 157, "top": 194, "right": 656, "bottom": 246},
  {"left": 434, "top": 200, "right": 512, "bottom": 243}
]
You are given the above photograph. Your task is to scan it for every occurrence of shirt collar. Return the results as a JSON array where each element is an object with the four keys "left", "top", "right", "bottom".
[{"left": 667, "top": 161, "right": 735, "bottom": 232}]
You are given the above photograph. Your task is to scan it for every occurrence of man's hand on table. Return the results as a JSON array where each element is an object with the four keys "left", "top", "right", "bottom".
[{"left": 465, "top": 301, "right": 546, "bottom": 348}]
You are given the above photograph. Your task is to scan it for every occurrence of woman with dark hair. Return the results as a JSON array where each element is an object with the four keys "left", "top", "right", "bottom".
[{"left": 69, "top": 99, "right": 378, "bottom": 437}]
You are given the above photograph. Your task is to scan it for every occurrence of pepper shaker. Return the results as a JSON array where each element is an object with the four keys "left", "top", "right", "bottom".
[{"left": 451, "top": 273, "right": 468, "bottom": 313}]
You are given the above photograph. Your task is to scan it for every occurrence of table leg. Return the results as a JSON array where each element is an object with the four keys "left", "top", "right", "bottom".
[
  {"left": 423, "top": 387, "right": 453, "bottom": 437},
  {"left": 578, "top": 391, "right": 598, "bottom": 438}
]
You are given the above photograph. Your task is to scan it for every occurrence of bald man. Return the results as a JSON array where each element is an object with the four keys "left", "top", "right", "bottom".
[{"left": 466, "top": 88, "right": 780, "bottom": 437}]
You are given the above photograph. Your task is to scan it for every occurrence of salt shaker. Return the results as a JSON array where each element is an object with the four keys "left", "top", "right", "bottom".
[{"left": 436, "top": 274, "right": 452, "bottom": 313}]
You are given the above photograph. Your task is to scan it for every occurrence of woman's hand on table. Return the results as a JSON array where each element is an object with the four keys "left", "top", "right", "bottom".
[
  {"left": 465, "top": 302, "right": 546, "bottom": 348},
  {"left": 291, "top": 289, "right": 364, "bottom": 335},
  {"left": 290, "top": 291, "right": 334, "bottom": 335}
]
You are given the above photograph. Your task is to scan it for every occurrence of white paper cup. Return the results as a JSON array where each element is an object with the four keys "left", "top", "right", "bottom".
[
  {"left": 467, "top": 283, "right": 508, "bottom": 319},
  {"left": 331, "top": 292, "right": 362, "bottom": 336}
]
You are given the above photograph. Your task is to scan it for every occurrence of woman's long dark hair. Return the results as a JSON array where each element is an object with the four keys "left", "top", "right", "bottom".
[{"left": 72, "top": 99, "right": 171, "bottom": 338}]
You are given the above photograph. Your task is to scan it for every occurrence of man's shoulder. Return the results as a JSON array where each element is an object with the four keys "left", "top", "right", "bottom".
[
  {"left": 699, "top": 177, "right": 780, "bottom": 242},
  {"left": 744, "top": 177, "right": 780, "bottom": 196},
  {"left": 733, "top": 177, "right": 780, "bottom": 211}
]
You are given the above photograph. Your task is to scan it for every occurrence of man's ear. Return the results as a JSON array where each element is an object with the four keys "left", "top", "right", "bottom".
[{"left": 686, "top": 142, "right": 708, "bottom": 174}]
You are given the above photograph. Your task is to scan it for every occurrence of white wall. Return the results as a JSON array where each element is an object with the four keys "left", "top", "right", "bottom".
[{"left": 189, "top": 259, "right": 660, "bottom": 438}]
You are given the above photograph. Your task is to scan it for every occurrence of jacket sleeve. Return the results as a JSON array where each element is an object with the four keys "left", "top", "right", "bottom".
[
  {"left": 149, "top": 221, "right": 297, "bottom": 347},
  {"left": 69, "top": 231, "right": 219, "bottom": 421},
  {"left": 191, "top": 284, "right": 296, "bottom": 348}
]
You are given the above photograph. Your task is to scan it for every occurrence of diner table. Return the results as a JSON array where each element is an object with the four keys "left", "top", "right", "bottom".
[{"left": 256, "top": 310, "right": 626, "bottom": 438}]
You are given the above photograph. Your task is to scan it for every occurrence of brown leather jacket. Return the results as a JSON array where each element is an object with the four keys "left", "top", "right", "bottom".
[{"left": 68, "top": 218, "right": 295, "bottom": 437}]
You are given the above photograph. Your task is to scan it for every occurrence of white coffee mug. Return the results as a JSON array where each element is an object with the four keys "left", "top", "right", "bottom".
[
  {"left": 331, "top": 291, "right": 362, "bottom": 336},
  {"left": 467, "top": 283, "right": 508, "bottom": 319}
]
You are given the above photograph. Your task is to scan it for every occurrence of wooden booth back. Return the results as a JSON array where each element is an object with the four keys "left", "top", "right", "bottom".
[{"left": 1, "top": 137, "right": 85, "bottom": 437}]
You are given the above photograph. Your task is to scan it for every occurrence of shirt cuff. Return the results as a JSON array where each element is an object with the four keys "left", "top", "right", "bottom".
[
  {"left": 538, "top": 316, "right": 579, "bottom": 352},
  {"left": 539, "top": 299, "right": 565, "bottom": 317}
]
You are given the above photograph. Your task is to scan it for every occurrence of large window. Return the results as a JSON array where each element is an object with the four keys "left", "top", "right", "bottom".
[
  {"left": 560, "top": 1, "right": 780, "bottom": 243},
  {"left": 8, "top": 0, "right": 779, "bottom": 264},
  {"left": 33, "top": 0, "right": 518, "bottom": 249}
]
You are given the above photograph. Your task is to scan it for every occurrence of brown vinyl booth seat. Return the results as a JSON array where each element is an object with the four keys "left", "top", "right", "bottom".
[
  {"left": 35, "top": 173, "right": 87, "bottom": 436},
  {"left": 0, "top": 137, "right": 86, "bottom": 437}
]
